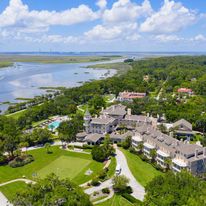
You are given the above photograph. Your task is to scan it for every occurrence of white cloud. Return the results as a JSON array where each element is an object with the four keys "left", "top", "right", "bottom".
[
  {"left": 84, "top": 23, "right": 139, "bottom": 41},
  {"left": 102, "top": 0, "right": 153, "bottom": 24},
  {"left": 96, "top": 0, "right": 107, "bottom": 9},
  {"left": 140, "top": 0, "right": 196, "bottom": 33},
  {"left": 154, "top": 34, "right": 182, "bottom": 42},
  {"left": 190, "top": 34, "right": 206, "bottom": 42},
  {"left": 0, "top": 0, "right": 98, "bottom": 33}
]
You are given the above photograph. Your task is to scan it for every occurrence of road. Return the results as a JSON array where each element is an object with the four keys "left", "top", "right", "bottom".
[
  {"left": 115, "top": 147, "right": 145, "bottom": 201},
  {"left": 85, "top": 147, "right": 145, "bottom": 201}
]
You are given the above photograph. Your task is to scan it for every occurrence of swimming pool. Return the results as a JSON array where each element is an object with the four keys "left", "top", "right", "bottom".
[{"left": 48, "top": 121, "right": 61, "bottom": 130}]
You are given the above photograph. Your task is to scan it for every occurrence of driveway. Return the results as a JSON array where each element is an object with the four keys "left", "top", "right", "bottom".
[
  {"left": 0, "top": 192, "right": 12, "bottom": 206},
  {"left": 115, "top": 147, "right": 145, "bottom": 201}
]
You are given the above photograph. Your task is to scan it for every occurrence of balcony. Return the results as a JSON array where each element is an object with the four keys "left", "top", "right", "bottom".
[
  {"left": 172, "top": 159, "right": 187, "bottom": 172},
  {"left": 143, "top": 142, "right": 155, "bottom": 158},
  {"left": 156, "top": 150, "right": 170, "bottom": 162},
  {"left": 132, "top": 135, "right": 143, "bottom": 147}
]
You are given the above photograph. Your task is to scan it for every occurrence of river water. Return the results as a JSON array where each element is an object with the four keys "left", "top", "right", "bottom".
[
  {"left": 1, "top": 51, "right": 205, "bottom": 113},
  {"left": 0, "top": 60, "right": 119, "bottom": 112}
]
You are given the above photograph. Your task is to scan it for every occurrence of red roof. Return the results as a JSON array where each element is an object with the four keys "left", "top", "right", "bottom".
[
  {"left": 120, "top": 91, "right": 146, "bottom": 99},
  {"left": 177, "top": 88, "right": 193, "bottom": 93}
]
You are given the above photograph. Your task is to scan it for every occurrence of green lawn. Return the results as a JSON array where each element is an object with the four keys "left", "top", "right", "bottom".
[
  {"left": 107, "top": 157, "right": 116, "bottom": 178},
  {"left": 97, "top": 195, "right": 135, "bottom": 206},
  {"left": 38, "top": 155, "right": 91, "bottom": 179},
  {"left": 0, "top": 181, "right": 27, "bottom": 201},
  {"left": 6, "top": 109, "right": 27, "bottom": 119},
  {"left": 121, "top": 148, "right": 162, "bottom": 187},
  {"left": 0, "top": 146, "right": 103, "bottom": 185}
]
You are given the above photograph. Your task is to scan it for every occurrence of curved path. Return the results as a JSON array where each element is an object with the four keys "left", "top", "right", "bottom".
[
  {"left": 0, "top": 179, "right": 35, "bottom": 187},
  {"left": 115, "top": 147, "right": 145, "bottom": 201}
]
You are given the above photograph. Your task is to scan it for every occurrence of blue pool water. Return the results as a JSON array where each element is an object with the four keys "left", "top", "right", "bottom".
[{"left": 48, "top": 121, "right": 60, "bottom": 130}]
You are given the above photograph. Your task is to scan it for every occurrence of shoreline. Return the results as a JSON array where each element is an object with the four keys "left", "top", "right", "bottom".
[{"left": 0, "top": 55, "right": 122, "bottom": 69}]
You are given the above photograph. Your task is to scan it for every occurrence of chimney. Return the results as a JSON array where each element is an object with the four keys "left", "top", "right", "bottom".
[
  {"left": 195, "top": 149, "right": 198, "bottom": 158},
  {"left": 112, "top": 105, "right": 115, "bottom": 111},
  {"left": 147, "top": 113, "right": 150, "bottom": 117},
  {"left": 204, "top": 147, "right": 206, "bottom": 157},
  {"left": 169, "top": 132, "right": 173, "bottom": 137},
  {"left": 127, "top": 108, "right": 131, "bottom": 116},
  {"left": 101, "top": 107, "right": 104, "bottom": 112}
]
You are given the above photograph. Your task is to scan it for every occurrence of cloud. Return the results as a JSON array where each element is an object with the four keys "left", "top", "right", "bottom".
[
  {"left": 96, "top": 0, "right": 107, "bottom": 9},
  {"left": 190, "top": 34, "right": 206, "bottom": 42},
  {"left": 84, "top": 23, "right": 139, "bottom": 41},
  {"left": 102, "top": 0, "right": 153, "bottom": 24},
  {"left": 140, "top": 0, "right": 196, "bottom": 33},
  {"left": 154, "top": 34, "right": 182, "bottom": 42},
  {"left": 0, "top": 0, "right": 98, "bottom": 33}
]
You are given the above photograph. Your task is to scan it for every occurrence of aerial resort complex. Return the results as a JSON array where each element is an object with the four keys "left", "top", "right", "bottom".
[
  {"left": 1, "top": 0, "right": 206, "bottom": 205},
  {"left": 77, "top": 104, "right": 206, "bottom": 175}
]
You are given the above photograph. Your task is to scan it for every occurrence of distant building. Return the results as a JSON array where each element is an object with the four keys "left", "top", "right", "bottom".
[
  {"left": 177, "top": 88, "right": 193, "bottom": 95},
  {"left": 117, "top": 91, "right": 146, "bottom": 102},
  {"left": 173, "top": 119, "right": 194, "bottom": 136}
]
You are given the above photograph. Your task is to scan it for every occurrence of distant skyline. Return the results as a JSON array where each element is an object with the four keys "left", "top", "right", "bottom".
[{"left": 0, "top": 0, "right": 206, "bottom": 52}]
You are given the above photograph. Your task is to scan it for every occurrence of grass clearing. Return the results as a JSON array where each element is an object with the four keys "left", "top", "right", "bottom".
[
  {"left": 97, "top": 195, "right": 135, "bottom": 206},
  {"left": 0, "top": 146, "right": 103, "bottom": 185},
  {"left": 120, "top": 148, "right": 162, "bottom": 187},
  {"left": 6, "top": 109, "right": 27, "bottom": 119},
  {"left": 38, "top": 155, "right": 91, "bottom": 179},
  {"left": 0, "top": 181, "right": 27, "bottom": 201}
]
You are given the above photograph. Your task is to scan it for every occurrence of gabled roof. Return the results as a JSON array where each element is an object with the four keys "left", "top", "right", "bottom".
[
  {"left": 85, "top": 133, "right": 104, "bottom": 143},
  {"left": 124, "top": 115, "right": 151, "bottom": 123},
  {"left": 91, "top": 115, "right": 115, "bottom": 125},
  {"left": 102, "top": 104, "right": 127, "bottom": 116},
  {"left": 173, "top": 119, "right": 192, "bottom": 130}
]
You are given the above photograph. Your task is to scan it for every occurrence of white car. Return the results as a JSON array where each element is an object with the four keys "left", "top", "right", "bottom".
[{"left": 115, "top": 164, "right": 121, "bottom": 175}]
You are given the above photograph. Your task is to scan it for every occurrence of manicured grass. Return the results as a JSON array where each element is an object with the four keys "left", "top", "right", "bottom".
[
  {"left": 0, "top": 182, "right": 27, "bottom": 201},
  {"left": 97, "top": 195, "right": 135, "bottom": 206},
  {"left": 120, "top": 148, "right": 162, "bottom": 187},
  {"left": 38, "top": 155, "right": 91, "bottom": 179},
  {"left": 6, "top": 109, "right": 27, "bottom": 119},
  {"left": 0, "top": 146, "right": 103, "bottom": 185},
  {"left": 107, "top": 157, "right": 117, "bottom": 178}
]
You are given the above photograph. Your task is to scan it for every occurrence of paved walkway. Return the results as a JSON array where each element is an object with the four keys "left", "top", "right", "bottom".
[
  {"left": 0, "top": 192, "right": 12, "bottom": 206},
  {"left": 0, "top": 179, "right": 35, "bottom": 187},
  {"left": 115, "top": 148, "right": 145, "bottom": 201}
]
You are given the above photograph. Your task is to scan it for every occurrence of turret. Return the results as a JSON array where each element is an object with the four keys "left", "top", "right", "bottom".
[{"left": 84, "top": 109, "right": 91, "bottom": 134}]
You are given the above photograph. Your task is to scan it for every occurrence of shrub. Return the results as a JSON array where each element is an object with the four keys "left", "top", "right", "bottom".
[
  {"left": 91, "top": 178, "right": 100, "bottom": 186},
  {"left": 93, "top": 191, "right": 99, "bottom": 196},
  {"left": 129, "top": 146, "right": 137, "bottom": 154},
  {"left": 0, "top": 154, "right": 7, "bottom": 165},
  {"left": 91, "top": 146, "right": 107, "bottom": 162},
  {"left": 122, "top": 136, "right": 132, "bottom": 149},
  {"left": 98, "top": 169, "right": 107, "bottom": 180},
  {"left": 122, "top": 193, "right": 142, "bottom": 204},
  {"left": 117, "top": 142, "right": 122, "bottom": 147},
  {"left": 83, "top": 144, "right": 93, "bottom": 149},
  {"left": 102, "top": 188, "right": 110, "bottom": 194},
  {"left": 9, "top": 154, "right": 34, "bottom": 168}
]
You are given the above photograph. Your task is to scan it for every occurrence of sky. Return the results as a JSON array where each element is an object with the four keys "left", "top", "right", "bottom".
[{"left": 0, "top": 0, "right": 206, "bottom": 52}]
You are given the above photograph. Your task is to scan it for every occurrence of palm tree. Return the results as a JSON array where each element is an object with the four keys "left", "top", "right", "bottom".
[
  {"left": 150, "top": 149, "right": 157, "bottom": 162},
  {"left": 137, "top": 143, "right": 144, "bottom": 154},
  {"left": 165, "top": 158, "right": 172, "bottom": 171}
]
